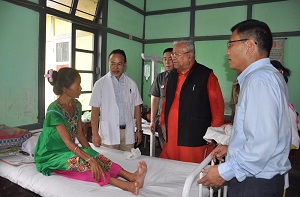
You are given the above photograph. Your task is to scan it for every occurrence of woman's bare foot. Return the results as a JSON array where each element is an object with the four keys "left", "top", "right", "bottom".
[
  {"left": 110, "top": 177, "right": 140, "bottom": 195},
  {"left": 127, "top": 181, "right": 139, "bottom": 195},
  {"left": 134, "top": 160, "right": 147, "bottom": 188}
]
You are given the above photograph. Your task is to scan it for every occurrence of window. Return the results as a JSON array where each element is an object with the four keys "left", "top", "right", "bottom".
[
  {"left": 47, "top": 0, "right": 72, "bottom": 14},
  {"left": 74, "top": 28, "right": 96, "bottom": 111},
  {"left": 47, "top": 0, "right": 102, "bottom": 21},
  {"left": 45, "top": 16, "right": 72, "bottom": 111},
  {"left": 45, "top": 15, "right": 97, "bottom": 112},
  {"left": 76, "top": 0, "right": 98, "bottom": 21},
  {"left": 43, "top": 0, "right": 102, "bottom": 117}
]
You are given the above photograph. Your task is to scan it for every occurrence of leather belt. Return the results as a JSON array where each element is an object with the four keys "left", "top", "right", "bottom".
[{"left": 119, "top": 125, "right": 126, "bottom": 129}]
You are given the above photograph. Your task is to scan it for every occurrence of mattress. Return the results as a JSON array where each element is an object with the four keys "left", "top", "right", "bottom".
[{"left": 0, "top": 144, "right": 202, "bottom": 197}]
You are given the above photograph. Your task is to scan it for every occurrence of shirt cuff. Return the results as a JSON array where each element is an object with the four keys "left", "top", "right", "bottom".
[{"left": 218, "top": 162, "right": 235, "bottom": 181}]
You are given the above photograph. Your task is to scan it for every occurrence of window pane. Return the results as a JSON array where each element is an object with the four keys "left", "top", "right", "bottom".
[
  {"left": 56, "top": 42, "right": 69, "bottom": 62},
  {"left": 75, "top": 52, "right": 93, "bottom": 71},
  {"left": 76, "top": 0, "right": 98, "bottom": 21},
  {"left": 79, "top": 73, "right": 93, "bottom": 91},
  {"left": 76, "top": 30, "right": 94, "bottom": 51},
  {"left": 54, "top": 17, "right": 72, "bottom": 36},
  {"left": 47, "top": 0, "right": 72, "bottom": 14},
  {"left": 78, "top": 93, "right": 92, "bottom": 111}
]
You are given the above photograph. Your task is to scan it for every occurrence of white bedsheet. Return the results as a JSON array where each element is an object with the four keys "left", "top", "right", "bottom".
[{"left": 0, "top": 145, "right": 202, "bottom": 197}]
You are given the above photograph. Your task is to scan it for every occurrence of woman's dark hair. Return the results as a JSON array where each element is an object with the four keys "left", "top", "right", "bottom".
[
  {"left": 270, "top": 60, "right": 291, "bottom": 83},
  {"left": 142, "top": 109, "right": 151, "bottom": 122},
  {"left": 47, "top": 67, "right": 80, "bottom": 95}
]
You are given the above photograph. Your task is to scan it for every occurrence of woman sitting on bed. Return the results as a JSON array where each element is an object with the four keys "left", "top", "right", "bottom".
[{"left": 34, "top": 68, "right": 147, "bottom": 195}]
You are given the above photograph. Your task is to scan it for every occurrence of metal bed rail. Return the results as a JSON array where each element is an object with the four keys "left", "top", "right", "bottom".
[{"left": 182, "top": 154, "right": 228, "bottom": 197}]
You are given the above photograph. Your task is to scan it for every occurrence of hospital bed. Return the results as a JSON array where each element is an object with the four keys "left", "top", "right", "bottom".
[{"left": 0, "top": 133, "right": 225, "bottom": 197}]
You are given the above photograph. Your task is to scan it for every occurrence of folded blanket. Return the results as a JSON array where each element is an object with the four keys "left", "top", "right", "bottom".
[
  {"left": 203, "top": 125, "right": 232, "bottom": 145},
  {"left": 0, "top": 125, "right": 32, "bottom": 151},
  {"left": 124, "top": 148, "right": 141, "bottom": 160}
]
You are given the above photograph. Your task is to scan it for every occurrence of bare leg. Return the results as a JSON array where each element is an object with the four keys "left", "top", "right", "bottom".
[
  {"left": 110, "top": 177, "right": 139, "bottom": 195},
  {"left": 118, "top": 161, "right": 147, "bottom": 188}
]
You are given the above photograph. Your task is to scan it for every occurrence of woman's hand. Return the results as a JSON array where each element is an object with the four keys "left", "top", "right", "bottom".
[{"left": 88, "top": 158, "right": 106, "bottom": 182}]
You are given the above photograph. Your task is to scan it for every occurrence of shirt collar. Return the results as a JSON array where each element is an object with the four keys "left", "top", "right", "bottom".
[
  {"left": 109, "top": 71, "right": 125, "bottom": 80},
  {"left": 164, "top": 71, "right": 170, "bottom": 78},
  {"left": 237, "top": 58, "right": 270, "bottom": 87}
]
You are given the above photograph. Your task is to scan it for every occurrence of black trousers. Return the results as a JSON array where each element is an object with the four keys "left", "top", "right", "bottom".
[{"left": 228, "top": 174, "right": 284, "bottom": 197}]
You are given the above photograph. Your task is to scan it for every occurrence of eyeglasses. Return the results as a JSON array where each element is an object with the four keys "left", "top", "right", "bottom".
[
  {"left": 171, "top": 51, "right": 190, "bottom": 58},
  {"left": 109, "top": 62, "right": 125, "bottom": 67},
  {"left": 227, "top": 39, "right": 248, "bottom": 49}
]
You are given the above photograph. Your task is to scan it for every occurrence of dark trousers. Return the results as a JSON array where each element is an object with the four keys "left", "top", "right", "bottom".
[
  {"left": 228, "top": 174, "right": 284, "bottom": 197},
  {"left": 155, "top": 116, "right": 164, "bottom": 149}
]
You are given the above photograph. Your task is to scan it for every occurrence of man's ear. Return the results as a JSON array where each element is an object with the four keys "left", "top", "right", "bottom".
[{"left": 245, "top": 39, "right": 256, "bottom": 54}]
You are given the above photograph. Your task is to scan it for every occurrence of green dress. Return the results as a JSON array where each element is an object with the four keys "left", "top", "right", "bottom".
[{"left": 34, "top": 99, "right": 98, "bottom": 176}]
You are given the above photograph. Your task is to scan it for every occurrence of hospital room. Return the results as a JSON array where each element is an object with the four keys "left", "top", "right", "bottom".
[{"left": 1, "top": 0, "right": 300, "bottom": 196}]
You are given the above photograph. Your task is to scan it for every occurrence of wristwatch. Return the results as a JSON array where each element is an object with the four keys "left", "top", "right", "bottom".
[{"left": 136, "top": 129, "right": 143, "bottom": 134}]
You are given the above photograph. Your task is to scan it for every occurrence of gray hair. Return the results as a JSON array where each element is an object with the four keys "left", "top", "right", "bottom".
[{"left": 173, "top": 40, "right": 195, "bottom": 54}]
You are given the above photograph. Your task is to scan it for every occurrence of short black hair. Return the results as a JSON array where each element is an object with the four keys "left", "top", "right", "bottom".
[
  {"left": 231, "top": 19, "right": 273, "bottom": 57},
  {"left": 163, "top": 48, "right": 173, "bottom": 54},
  {"left": 108, "top": 49, "right": 127, "bottom": 62}
]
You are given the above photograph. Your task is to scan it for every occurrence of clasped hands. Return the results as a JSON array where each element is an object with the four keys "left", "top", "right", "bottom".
[
  {"left": 197, "top": 145, "right": 228, "bottom": 187},
  {"left": 92, "top": 131, "right": 143, "bottom": 147}
]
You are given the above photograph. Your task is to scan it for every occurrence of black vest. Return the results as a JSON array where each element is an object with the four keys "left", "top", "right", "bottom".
[{"left": 165, "top": 62, "right": 212, "bottom": 147}]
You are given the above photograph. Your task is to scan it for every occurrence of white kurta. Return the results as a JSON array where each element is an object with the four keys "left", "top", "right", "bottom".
[{"left": 89, "top": 72, "right": 143, "bottom": 145}]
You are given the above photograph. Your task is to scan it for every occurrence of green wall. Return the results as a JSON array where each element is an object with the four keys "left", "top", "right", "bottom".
[
  {"left": 108, "top": 0, "right": 144, "bottom": 39},
  {"left": 252, "top": 0, "right": 300, "bottom": 110},
  {"left": 0, "top": 1, "right": 39, "bottom": 126},
  {"left": 145, "top": 12, "right": 190, "bottom": 39},
  {"left": 146, "top": 0, "right": 190, "bottom": 11},
  {"left": 107, "top": 0, "right": 144, "bottom": 93},
  {"left": 196, "top": 0, "right": 238, "bottom": 5},
  {"left": 124, "top": 0, "right": 144, "bottom": 10},
  {"left": 195, "top": 6, "right": 247, "bottom": 36}
]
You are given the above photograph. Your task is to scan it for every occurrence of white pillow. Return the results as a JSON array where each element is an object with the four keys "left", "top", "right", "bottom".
[{"left": 22, "top": 132, "right": 40, "bottom": 157}]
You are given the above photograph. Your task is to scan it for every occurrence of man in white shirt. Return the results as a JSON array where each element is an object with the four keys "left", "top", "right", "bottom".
[{"left": 89, "top": 49, "right": 143, "bottom": 151}]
